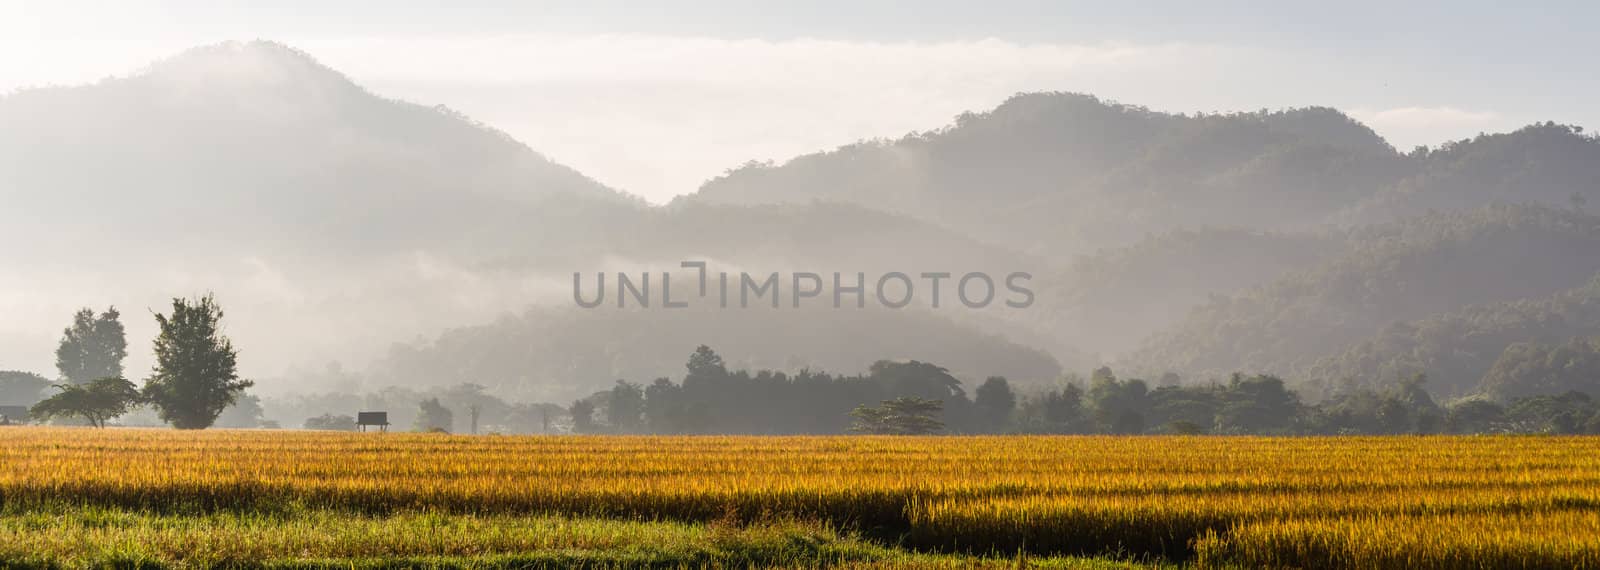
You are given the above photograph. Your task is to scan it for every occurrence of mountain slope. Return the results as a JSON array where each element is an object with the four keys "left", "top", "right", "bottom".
[
  {"left": 1124, "top": 204, "right": 1600, "bottom": 385},
  {"left": 690, "top": 92, "right": 1408, "bottom": 255},
  {"left": 1305, "top": 274, "right": 1600, "bottom": 399},
  {"left": 0, "top": 41, "right": 642, "bottom": 260}
]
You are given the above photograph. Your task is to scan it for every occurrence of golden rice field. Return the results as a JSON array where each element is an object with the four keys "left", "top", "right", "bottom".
[{"left": 1, "top": 428, "right": 1598, "bottom": 568}]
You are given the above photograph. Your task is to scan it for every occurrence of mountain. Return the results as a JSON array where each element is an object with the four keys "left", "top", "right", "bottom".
[
  {"left": 1304, "top": 274, "right": 1600, "bottom": 400},
  {"left": 690, "top": 92, "right": 1409, "bottom": 255},
  {"left": 1123, "top": 204, "right": 1600, "bottom": 386},
  {"left": 0, "top": 41, "right": 642, "bottom": 261}
]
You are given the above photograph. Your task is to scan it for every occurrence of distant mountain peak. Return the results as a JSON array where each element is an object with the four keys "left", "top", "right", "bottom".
[{"left": 130, "top": 40, "right": 364, "bottom": 107}]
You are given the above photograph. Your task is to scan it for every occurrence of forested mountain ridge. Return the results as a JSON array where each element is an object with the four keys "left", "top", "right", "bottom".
[
  {"left": 691, "top": 92, "right": 1410, "bottom": 255},
  {"left": 1124, "top": 204, "right": 1600, "bottom": 387},
  {"left": 692, "top": 92, "right": 1597, "bottom": 259},
  {"left": 1304, "top": 274, "right": 1600, "bottom": 400},
  {"left": 1338, "top": 123, "right": 1600, "bottom": 225}
]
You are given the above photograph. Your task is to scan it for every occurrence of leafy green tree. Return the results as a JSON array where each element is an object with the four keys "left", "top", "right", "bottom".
[
  {"left": 974, "top": 376, "right": 1017, "bottom": 431},
  {"left": 847, "top": 405, "right": 891, "bottom": 434},
  {"left": 686, "top": 345, "right": 727, "bottom": 380},
  {"left": 608, "top": 380, "right": 645, "bottom": 433},
  {"left": 1213, "top": 374, "right": 1301, "bottom": 434},
  {"left": 414, "top": 397, "right": 453, "bottom": 432},
  {"left": 142, "top": 295, "right": 252, "bottom": 429},
  {"left": 55, "top": 307, "right": 128, "bottom": 386},
  {"left": 644, "top": 377, "right": 685, "bottom": 433},
  {"left": 570, "top": 399, "right": 596, "bottom": 433},
  {"left": 1444, "top": 399, "right": 1505, "bottom": 433},
  {"left": 1087, "top": 367, "right": 1149, "bottom": 434},
  {"left": 1045, "top": 384, "right": 1085, "bottom": 427},
  {"left": 1375, "top": 396, "right": 1413, "bottom": 434},
  {"left": 848, "top": 397, "right": 945, "bottom": 435},
  {"left": 868, "top": 360, "right": 966, "bottom": 401},
  {"left": 1017, "top": 383, "right": 1086, "bottom": 434},
  {"left": 1151, "top": 389, "right": 1218, "bottom": 434},
  {"left": 29, "top": 377, "right": 143, "bottom": 428}
]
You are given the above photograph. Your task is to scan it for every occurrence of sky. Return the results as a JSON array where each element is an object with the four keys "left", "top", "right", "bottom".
[{"left": 2, "top": 0, "right": 1596, "bottom": 203}]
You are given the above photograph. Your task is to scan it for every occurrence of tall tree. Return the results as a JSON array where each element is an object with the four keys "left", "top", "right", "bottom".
[
  {"left": 570, "top": 399, "right": 596, "bottom": 433},
  {"left": 1087, "top": 367, "right": 1150, "bottom": 434},
  {"left": 55, "top": 307, "right": 128, "bottom": 385},
  {"left": 684, "top": 345, "right": 728, "bottom": 385},
  {"left": 142, "top": 294, "right": 252, "bottom": 429},
  {"left": 608, "top": 380, "right": 645, "bottom": 433},
  {"left": 644, "top": 377, "right": 685, "bottom": 434},
  {"left": 974, "top": 376, "right": 1017, "bottom": 431},
  {"left": 414, "top": 397, "right": 453, "bottom": 432}
]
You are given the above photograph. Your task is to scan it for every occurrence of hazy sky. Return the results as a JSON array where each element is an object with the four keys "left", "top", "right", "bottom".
[{"left": 3, "top": 0, "right": 1596, "bottom": 203}]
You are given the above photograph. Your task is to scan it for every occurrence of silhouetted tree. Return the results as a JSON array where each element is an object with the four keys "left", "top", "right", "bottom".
[
  {"left": 570, "top": 399, "right": 596, "bottom": 433},
  {"left": 414, "top": 397, "right": 453, "bottom": 432},
  {"left": 143, "top": 295, "right": 252, "bottom": 429},
  {"left": 608, "top": 380, "right": 645, "bottom": 433},
  {"left": 1087, "top": 367, "right": 1149, "bottom": 434},
  {"left": 974, "top": 376, "right": 1017, "bottom": 431},
  {"left": 686, "top": 345, "right": 727, "bottom": 380},
  {"left": 1444, "top": 399, "right": 1505, "bottom": 433},
  {"left": 55, "top": 307, "right": 127, "bottom": 386},
  {"left": 1213, "top": 374, "right": 1300, "bottom": 434},
  {"left": 869, "top": 360, "right": 966, "bottom": 401},
  {"left": 644, "top": 377, "right": 685, "bottom": 433}
]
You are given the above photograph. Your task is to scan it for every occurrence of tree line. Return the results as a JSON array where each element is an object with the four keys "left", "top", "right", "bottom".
[
  {"left": 9, "top": 310, "right": 1600, "bottom": 436},
  {"left": 562, "top": 346, "right": 1600, "bottom": 436}
]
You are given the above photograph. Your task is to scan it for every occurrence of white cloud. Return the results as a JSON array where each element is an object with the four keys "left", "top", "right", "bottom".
[
  {"left": 1357, "top": 106, "right": 1499, "bottom": 127},
  {"left": 1349, "top": 106, "right": 1513, "bottom": 149}
]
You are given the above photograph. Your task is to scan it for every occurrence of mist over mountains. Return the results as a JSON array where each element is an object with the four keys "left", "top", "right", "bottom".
[{"left": 4, "top": 40, "right": 1599, "bottom": 408}]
